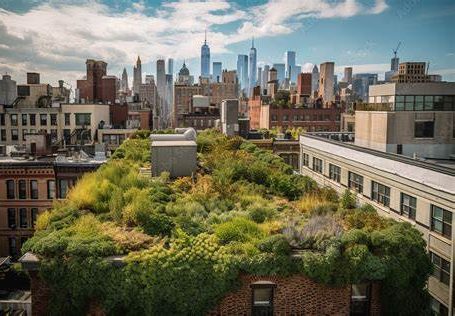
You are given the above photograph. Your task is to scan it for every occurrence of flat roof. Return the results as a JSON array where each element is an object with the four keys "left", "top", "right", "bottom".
[
  {"left": 151, "top": 140, "right": 197, "bottom": 147},
  {"left": 300, "top": 135, "right": 455, "bottom": 195}
]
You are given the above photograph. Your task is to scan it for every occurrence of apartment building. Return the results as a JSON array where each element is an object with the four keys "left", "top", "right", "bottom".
[
  {"left": 0, "top": 152, "right": 105, "bottom": 258},
  {"left": 299, "top": 134, "right": 455, "bottom": 315}
]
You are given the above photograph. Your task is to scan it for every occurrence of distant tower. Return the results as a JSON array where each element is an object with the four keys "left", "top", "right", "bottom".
[
  {"left": 257, "top": 67, "right": 262, "bottom": 90},
  {"left": 167, "top": 58, "right": 174, "bottom": 75},
  {"left": 237, "top": 54, "right": 249, "bottom": 94},
  {"left": 201, "top": 30, "right": 210, "bottom": 78},
  {"left": 311, "top": 65, "right": 319, "bottom": 97},
  {"left": 133, "top": 56, "right": 142, "bottom": 95},
  {"left": 285, "top": 51, "right": 296, "bottom": 80},
  {"left": 212, "top": 62, "right": 222, "bottom": 83},
  {"left": 248, "top": 37, "right": 257, "bottom": 96},
  {"left": 156, "top": 59, "right": 166, "bottom": 119},
  {"left": 319, "top": 62, "right": 335, "bottom": 105},
  {"left": 121, "top": 68, "right": 129, "bottom": 92},
  {"left": 261, "top": 65, "right": 270, "bottom": 92},
  {"left": 343, "top": 67, "right": 353, "bottom": 84}
]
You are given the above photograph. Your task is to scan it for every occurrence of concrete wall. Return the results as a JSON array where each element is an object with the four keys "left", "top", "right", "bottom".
[
  {"left": 355, "top": 111, "right": 455, "bottom": 159},
  {"left": 151, "top": 141, "right": 197, "bottom": 178}
]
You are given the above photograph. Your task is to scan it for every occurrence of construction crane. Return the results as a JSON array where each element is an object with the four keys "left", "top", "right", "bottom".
[{"left": 393, "top": 42, "right": 401, "bottom": 59}]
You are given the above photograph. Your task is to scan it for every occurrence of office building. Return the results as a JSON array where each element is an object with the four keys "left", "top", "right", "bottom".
[
  {"left": 133, "top": 56, "right": 142, "bottom": 95},
  {"left": 249, "top": 38, "right": 257, "bottom": 96},
  {"left": 120, "top": 68, "right": 129, "bottom": 93},
  {"left": 352, "top": 73, "right": 378, "bottom": 101},
  {"left": 213, "top": 62, "right": 222, "bottom": 83},
  {"left": 358, "top": 82, "right": 455, "bottom": 159},
  {"left": 285, "top": 51, "right": 296, "bottom": 80},
  {"left": 343, "top": 67, "right": 353, "bottom": 84},
  {"left": 311, "top": 65, "right": 319, "bottom": 97},
  {"left": 237, "top": 55, "right": 249, "bottom": 94},
  {"left": 257, "top": 67, "right": 262, "bottom": 90},
  {"left": 392, "top": 62, "right": 440, "bottom": 83},
  {"left": 319, "top": 62, "right": 335, "bottom": 105},
  {"left": 272, "top": 63, "right": 285, "bottom": 85},
  {"left": 167, "top": 58, "right": 174, "bottom": 76},
  {"left": 262, "top": 65, "right": 270, "bottom": 92},
  {"left": 201, "top": 32, "right": 210, "bottom": 78}
]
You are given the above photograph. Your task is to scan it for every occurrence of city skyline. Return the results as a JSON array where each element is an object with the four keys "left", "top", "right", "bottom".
[{"left": 0, "top": 0, "right": 454, "bottom": 88}]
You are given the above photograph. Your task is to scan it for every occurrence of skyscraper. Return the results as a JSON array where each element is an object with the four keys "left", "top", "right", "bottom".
[
  {"left": 343, "top": 67, "right": 353, "bottom": 83},
  {"left": 237, "top": 54, "right": 248, "bottom": 94},
  {"left": 156, "top": 58, "right": 166, "bottom": 127},
  {"left": 121, "top": 68, "right": 129, "bottom": 92},
  {"left": 285, "top": 51, "right": 296, "bottom": 80},
  {"left": 262, "top": 65, "right": 270, "bottom": 92},
  {"left": 248, "top": 38, "right": 257, "bottom": 96},
  {"left": 200, "top": 31, "right": 210, "bottom": 78},
  {"left": 167, "top": 58, "right": 174, "bottom": 75},
  {"left": 212, "top": 62, "right": 222, "bottom": 83},
  {"left": 319, "top": 62, "right": 335, "bottom": 105},
  {"left": 257, "top": 67, "right": 262, "bottom": 91},
  {"left": 311, "top": 65, "right": 319, "bottom": 96},
  {"left": 272, "top": 63, "right": 285, "bottom": 84},
  {"left": 133, "top": 56, "right": 142, "bottom": 95}
]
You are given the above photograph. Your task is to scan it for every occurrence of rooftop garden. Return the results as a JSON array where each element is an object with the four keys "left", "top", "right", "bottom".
[{"left": 23, "top": 129, "right": 431, "bottom": 316}]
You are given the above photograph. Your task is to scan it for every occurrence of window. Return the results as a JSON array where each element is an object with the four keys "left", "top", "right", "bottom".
[
  {"left": 8, "top": 237, "right": 17, "bottom": 257},
  {"left": 18, "top": 180, "right": 26, "bottom": 199},
  {"left": 65, "top": 113, "right": 71, "bottom": 125},
  {"left": 395, "top": 95, "right": 404, "bottom": 111},
  {"left": 400, "top": 193, "right": 416, "bottom": 220},
  {"left": 50, "top": 114, "right": 58, "bottom": 126},
  {"left": 431, "top": 205, "right": 452, "bottom": 239},
  {"left": 6, "top": 180, "right": 15, "bottom": 199},
  {"left": 22, "top": 114, "right": 27, "bottom": 125},
  {"left": 348, "top": 172, "right": 363, "bottom": 193},
  {"left": 302, "top": 153, "right": 309, "bottom": 167},
  {"left": 431, "top": 252, "right": 450, "bottom": 286},
  {"left": 0, "top": 113, "right": 4, "bottom": 125},
  {"left": 31, "top": 208, "right": 38, "bottom": 228},
  {"left": 371, "top": 181, "right": 390, "bottom": 207},
  {"left": 75, "top": 113, "right": 91, "bottom": 125},
  {"left": 282, "top": 115, "right": 289, "bottom": 121},
  {"left": 350, "top": 284, "right": 370, "bottom": 316},
  {"left": 11, "top": 129, "right": 18, "bottom": 141},
  {"left": 22, "top": 129, "right": 27, "bottom": 141},
  {"left": 329, "top": 164, "right": 341, "bottom": 183},
  {"left": 397, "top": 144, "right": 402, "bottom": 155},
  {"left": 10, "top": 114, "right": 18, "bottom": 126},
  {"left": 47, "top": 180, "right": 56, "bottom": 199},
  {"left": 7, "top": 208, "right": 16, "bottom": 228},
  {"left": 58, "top": 179, "right": 70, "bottom": 198},
  {"left": 30, "top": 180, "right": 38, "bottom": 199},
  {"left": 415, "top": 96, "right": 424, "bottom": 111},
  {"left": 415, "top": 120, "right": 434, "bottom": 138},
  {"left": 40, "top": 114, "right": 47, "bottom": 126},
  {"left": 431, "top": 297, "right": 449, "bottom": 316},
  {"left": 252, "top": 284, "right": 274, "bottom": 316},
  {"left": 29, "top": 114, "right": 36, "bottom": 126},
  {"left": 1, "top": 129, "right": 6, "bottom": 141},
  {"left": 424, "top": 96, "right": 434, "bottom": 110},
  {"left": 312, "top": 157, "right": 323, "bottom": 173},
  {"left": 19, "top": 208, "right": 27, "bottom": 228}
]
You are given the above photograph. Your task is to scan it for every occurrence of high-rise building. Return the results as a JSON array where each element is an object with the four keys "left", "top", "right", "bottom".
[
  {"left": 156, "top": 59, "right": 166, "bottom": 127},
  {"left": 77, "top": 59, "right": 117, "bottom": 104},
  {"left": 311, "top": 65, "right": 319, "bottom": 97},
  {"left": 291, "top": 65, "right": 302, "bottom": 84},
  {"left": 167, "top": 58, "right": 174, "bottom": 76},
  {"left": 133, "top": 56, "right": 142, "bottom": 95},
  {"left": 257, "top": 67, "right": 262, "bottom": 91},
  {"left": 343, "top": 67, "right": 353, "bottom": 84},
  {"left": 352, "top": 73, "right": 378, "bottom": 101},
  {"left": 392, "top": 62, "right": 439, "bottom": 83},
  {"left": 249, "top": 38, "right": 257, "bottom": 96},
  {"left": 318, "top": 62, "right": 335, "bottom": 105},
  {"left": 0, "top": 74, "right": 17, "bottom": 106},
  {"left": 237, "top": 55, "right": 248, "bottom": 94},
  {"left": 212, "top": 62, "right": 222, "bottom": 83},
  {"left": 200, "top": 31, "right": 210, "bottom": 78},
  {"left": 165, "top": 74, "right": 174, "bottom": 127},
  {"left": 262, "top": 65, "right": 270, "bottom": 92},
  {"left": 285, "top": 51, "right": 296, "bottom": 80},
  {"left": 391, "top": 57, "right": 399, "bottom": 72},
  {"left": 272, "top": 63, "right": 285, "bottom": 84},
  {"left": 121, "top": 68, "right": 129, "bottom": 92}
]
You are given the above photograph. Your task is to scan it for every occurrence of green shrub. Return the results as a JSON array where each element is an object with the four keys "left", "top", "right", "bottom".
[
  {"left": 340, "top": 189, "right": 356, "bottom": 209},
  {"left": 257, "top": 234, "right": 291, "bottom": 256},
  {"left": 215, "top": 217, "right": 263, "bottom": 244}
]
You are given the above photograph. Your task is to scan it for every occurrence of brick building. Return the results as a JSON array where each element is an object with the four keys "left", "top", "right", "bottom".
[
  {"left": 0, "top": 154, "right": 105, "bottom": 258},
  {"left": 77, "top": 59, "right": 118, "bottom": 105}
]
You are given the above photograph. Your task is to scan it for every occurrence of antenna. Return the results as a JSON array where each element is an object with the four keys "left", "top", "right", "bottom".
[
  {"left": 252, "top": 36, "right": 255, "bottom": 48},
  {"left": 393, "top": 42, "right": 401, "bottom": 58},
  {"left": 204, "top": 29, "right": 207, "bottom": 44}
]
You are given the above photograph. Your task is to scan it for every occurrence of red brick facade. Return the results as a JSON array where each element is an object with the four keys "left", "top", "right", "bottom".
[
  {"left": 208, "top": 274, "right": 380, "bottom": 316},
  {"left": 26, "top": 272, "right": 381, "bottom": 316}
]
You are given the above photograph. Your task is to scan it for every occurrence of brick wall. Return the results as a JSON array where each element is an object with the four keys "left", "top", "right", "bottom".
[
  {"left": 29, "top": 271, "right": 50, "bottom": 316},
  {"left": 207, "top": 274, "right": 381, "bottom": 316}
]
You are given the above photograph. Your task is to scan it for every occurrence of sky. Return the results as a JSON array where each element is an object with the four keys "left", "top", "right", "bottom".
[{"left": 0, "top": 0, "right": 454, "bottom": 89}]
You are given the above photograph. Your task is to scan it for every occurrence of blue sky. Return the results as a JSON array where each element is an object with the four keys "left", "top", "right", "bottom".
[{"left": 0, "top": 0, "right": 454, "bottom": 87}]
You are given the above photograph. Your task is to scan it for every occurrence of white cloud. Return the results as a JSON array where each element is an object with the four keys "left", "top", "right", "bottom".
[{"left": 0, "top": 0, "right": 389, "bottom": 87}]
